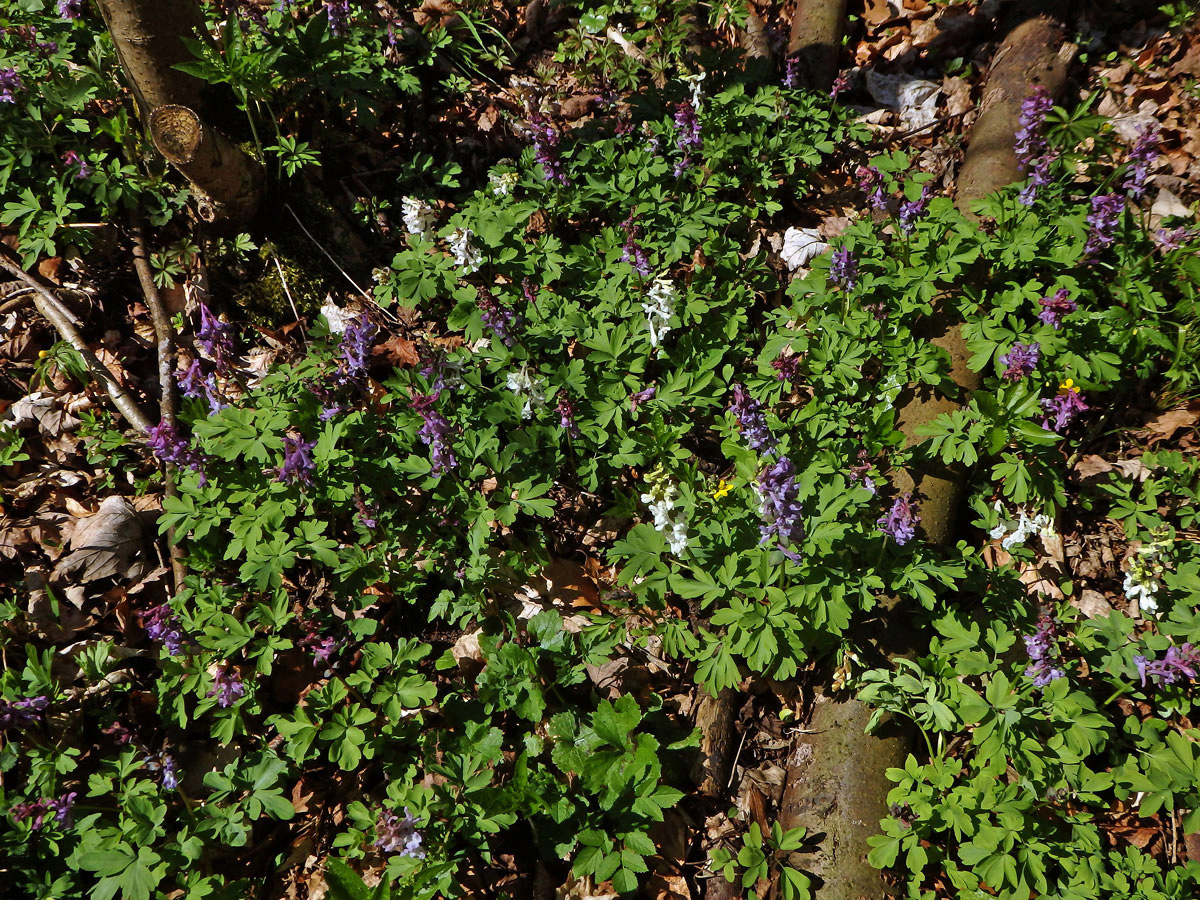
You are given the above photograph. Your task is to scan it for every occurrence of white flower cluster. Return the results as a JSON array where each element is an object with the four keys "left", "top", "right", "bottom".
[
  {"left": 490, "top": 170, "right": 518, "bottom": 197},
  {"left": 640, "top": 482, "right": 688, "bottom": 555},
  {"left": 401, "top": 196, "right": 437, "bottom": 240},
  {"left": 1125, "top": 538, "right": 1168, "bottom": 615},
  {"left": 506, "top": 364, "right": 546, "bottom": 418},
  {"left": 643, "top": 275, "right": 677, "bottom": 347},
  {"left": 449, "top": 227, "right": 482, "bottom": 274},
  {"left": 682, "top": 71, "right": 706, "bottom": 109},
  {"left": 989, "top": 503, "right": 1054, "bottom": 550}
]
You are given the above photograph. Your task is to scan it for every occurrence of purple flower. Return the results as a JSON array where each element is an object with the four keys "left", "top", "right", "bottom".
[
  {"left": 1123, "top": 123, "right": 1160, "bottom": 199},
  {"left": 856, "top": 166, "right": 888, "bottom": 212},
  {"left": 208, "top": 666, "right": 246, "bottom": 708},
  {"left": 277, "top": 434, "right": 317, "bottom": 485},
  {"left": 146, "top": 420, "right": 207, "bottom": 482},
  {"left": 0, "top": 68, "right": 23, "bottom": 104},
  {"left": 411, "top": 391, "right": 457, "bottom": 475},
  {"left": 196, "top": 303, "right": 236, "bottom": 374},
  {"left": 203, "top": 373, "right": 227, "bottom": 416},
  {"left": 629, "top": 385, "right": 656, "bottom": 413},
  {"left": 878, "top": 492, "right": 920, "bottom": 546},
  {"left": 830, "top": 71, "right": 850, "bottom": 100},
  {"left": 620, "top": 213, "right": 651, "bottom": 276},
  {"left": 899, "top": 183, "right": 934, "bottom": 232},
  {"left": 1135, "top": 644, "right": 1200, "bottom": 687},
  {"left": 830, "top": 247, "right": 858, "bottom": 291},
  {"left": 354, "top": 493, "right": 377, "bottom": 529},
  {"left": 478, "top": 295, "right": 521, "bottom": 347},
  {"left": 144, "top": 752, "right": 180, "bottom": 789},
  {"left": 756, "top": 456, "right": 804, "bottom": 557},
  {"left": 11, "top": 792, "right": 76, "bottom": 830},
  {"left": 1037, "top": 288, "right": 1076, "bottom": 329},
  {"left": 729, "top": 384, "right": 776, "bottom": 454},
  {"left": 340, "top": 312, "right": 377, "bottom": 378},
  {"left": 1083, "top": 194, "right": 1124, "bottom": 258},
  {"left": 376, "top": 807, "right": 426, "bottom": 859},
  {"left": 556, "top": 393, "right": 580, "bottom": 437},
  {"left": 772, "top": 354, "right": 800, "bottom": 384},
  {"left": 672, "top": 100, "right": 702, "bottom": 175},
  {"left": 1040, "top": 384, "right": 1088, "bottom": 432},
  {"left": 1023, "top": 615, "right": 1065, "bottom": 688},
  {"left": 0, "top": 696, "right": 49, "bottom": 731},
  {"left": 1156, "top": 226, "right": 1194, "bottom": 251},
  {"left": 142, "top": 604, "right": 185, "bottom": 656},
  {"left": 530, "top": 111, "right": 569, "bottom": 186},
  {"left": 999, "top": 342, "right": 1040, "bottom": 380},
  {"left": 61, "top": 150, "right": 92, "bottom": 179},
  {"left": 57, "top": 0, "right": 84, "bottom": 18},
  {"left": 783, "top": 57, "right": 799, "bottom": 89},
  {"left": 1014, "top": 86, "right": 1056, "bottom": 205},
  {"left": 324, "top": 0, "right": 350, "bottom": 34},
  {"left": 177, "top": 358, "right": 205, "bottom": 400}
]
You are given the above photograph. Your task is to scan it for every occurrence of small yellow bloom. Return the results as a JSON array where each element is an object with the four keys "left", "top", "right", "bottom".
[
  {"left": 712, "top": 478, "right": 733, "bottom": 499},
  {"left": 37, "top": 350, "right": 48, "bottom": 359},
  {"left": 1058, "top": 378, "right": 1075, "bottom": 394}
]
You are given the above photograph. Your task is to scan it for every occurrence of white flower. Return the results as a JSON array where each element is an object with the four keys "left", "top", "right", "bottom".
[
  {"left": 1124, "top": 571, "right": 1159, "bottom": 614},
  {"left": 780, "top": 227, "right": 829, "bottom": 271},
  {"left": 682, "top": 71, "right": 706, "bottom": 110},
  {"left": 667, "top": 520, "right": 689, "bottom": 555},
  {"left": 506, "top": 365, "right": 546, "bottom": 418},
  {"left": 643, "top": 275, "right": 677, "bottom": 347},
  {"left": 449, "top": 228, "right": 482, "bottom": 274},
  {"left": 490, "top": 170, "right": 518, "bottom": 197},
  {"left": 641, "top": 482, "right": 688, "bottom": 555},
  {"left": 991, "top": 503, "right": 1055, "bottom": 550},
  {"left": 401, "top": 196, "right": 437, "bottom": 240}
]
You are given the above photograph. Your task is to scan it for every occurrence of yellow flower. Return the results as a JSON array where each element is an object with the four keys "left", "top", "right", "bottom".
[
  {"left": 1058, "top": 378, "right": 1075, "bottom": 394},
  {"left": 37, "top": 350, "right": 48, "bottom": 359},
  {"left": 712, "top": 478, "right": 733, "bottom": 499}
]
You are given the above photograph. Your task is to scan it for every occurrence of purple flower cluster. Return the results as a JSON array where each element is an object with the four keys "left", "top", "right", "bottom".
[
  {"left": 830, "top": 71, "right": 850, "bottom": 100},
  {"left": 208, "top": 666, "right": 246, "bottom": 708},
  {"left": 144, "top": 752, "right": 180, "bottom": 789},
  {"left": 672, "top": 100, "right": 702, "bottom": 175},
  {"left": 411, "top": 391, "right": 457, "bottom": 474},
  {"left": 376, "top": 807, "right": 426, "bottom": 858},
  {"left": 1123, "top": 123, "right": 1160, "bottom": 199},
  {"left": 756, "top": 456, "right": 804, "bottom": 559},
  {"left": 1040, "top": 385, "right": 1088, "bottom": 432},
  {"left": 629, "top": 384, "right": 656, "bottom": 413},
  {"left": 61, "top": 150, "right": 92, "bottom": 179},
  {"left": 1015, "top": 86, "right": 1055, "bottom": 205},
  {"left": 1037, "top": 288, "right": 1076, "bottom": 329},
  {"left": 340, "top": 312, "right": 377, "bottom": 379},
  {"left": 899, "top": 183, "right": 934, "bottom": 233},
  {"left": 146, "top": 420, "right": 207, "bottom": 482},
  {"left": 1135, "top": 643, "right": 1200, "bottom": 687},
  {"left": 878, "top": 492, "right": 920, "bottom": 545},
  {"left": 324, "top": 0, "right": 350, "bottom": 34},
  {"left": 177, "top": 358, "right": 227, "bottom": 416},
  {"left": 277, "top": 434, "right": 317, "bottom": 485},
  {"left": 620, "top": 214, "right": 651, "bottom": 276},
  {"left": 1156, "top": 226, "right": 1195, "bottom": 251},
  {"left": 830, "top": 247, "right": 858, "bottom": 291},
  {"left": 771, "top": 354, "right": 800, "bottom": 384},
  {"left": 142, "top": 603, "right": 185, "bottom": 656},
  {"left": 1083, "top": 194, "right": 1124, "bottom": 258},
  {"left": 530, "top": 111, "right": 569, "bottom": 186},
  {"left": 1023, "top": 615, "right": 1065, "bottom": 688},
  {"left": 197, "top": 302, "right": 236, "bottom": 374},
  {"left": 556, "top": 393, "right": 579, "bottom": 437},
  {"left": 783, "top": 57, "right": 799, "bottom": 89},
  {"left": 999, "top": 341, "right": 1040, "bottom": 380},
  {"left": 354, "top": 492, "right": 377, "bottom": 529},
  {"left": 0, "top": 695, "right": 48, "bottom": 731},
  {"left": 0, "top": 68, "right": 23, "bottom": 104},
  {"left": 478, "top": 295, "right": 521, "bottom": 347},
  {"left": 857, "top": 166, "right": 888, "bottom": 211},
  {"left": 11, "top": 792, "right": 76, "bottom": 830},
  {"left": 729, "top": 384, "right": 777, "bottom": 454},
  {"left": 57, "top": 0, "right": 84, "bottom": 18}
]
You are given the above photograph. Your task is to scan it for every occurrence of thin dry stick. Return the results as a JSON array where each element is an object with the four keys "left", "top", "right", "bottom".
[
  {"left": 130, "top": 219, "right": 188, "bottom": 592},
  {"left": 0, "top": 245, "right": 152, "bottom": 432},
  {"left": 282, "top": 203, "right": 373, "bottom": 301}
]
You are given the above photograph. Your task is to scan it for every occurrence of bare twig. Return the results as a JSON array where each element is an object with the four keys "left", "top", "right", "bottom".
[
  {"left": 0, "top": 244, "right": 152, "bottom": 432},
  {"left": 130, "top": 218, "right": 188, "bottom": 592}
]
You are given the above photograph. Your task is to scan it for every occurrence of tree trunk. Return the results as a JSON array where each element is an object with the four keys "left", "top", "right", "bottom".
[
  {"left": 93, "top": 0, "right": 206, "bottom": 116},
  {"left": 786, "top": 0, "right": 849, "bottom": 91}
]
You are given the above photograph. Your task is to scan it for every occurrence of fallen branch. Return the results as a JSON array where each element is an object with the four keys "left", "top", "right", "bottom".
[{"left": 0, "top": 244, "right": 152, "bottom": 433}]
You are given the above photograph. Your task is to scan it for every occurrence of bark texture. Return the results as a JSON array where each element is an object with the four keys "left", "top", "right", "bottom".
[
  {"left": 150, "top": 105, "right": 264, "bottom": 229},
  {"left": 786, "top": 0, "right": 849, "bottom": 90},
  {"left": 93, "top": 0, "right": 206, "bottom": 116}
]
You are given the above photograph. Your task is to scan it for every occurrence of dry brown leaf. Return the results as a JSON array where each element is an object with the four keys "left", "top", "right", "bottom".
[
  {"left": 376, "top": 333, "right": 420, "bottom": 367},
  {"left": 1141, "top": 403, "right": 1200, "bottom": 443},
  {"left": 1074, "top": 454, "right": 1114, "bottom": 479},
  {"left": 54, "top": 495, "right": 146, "bottom": 583}
]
